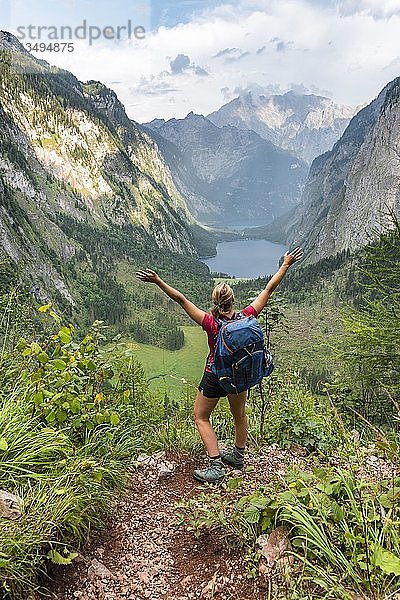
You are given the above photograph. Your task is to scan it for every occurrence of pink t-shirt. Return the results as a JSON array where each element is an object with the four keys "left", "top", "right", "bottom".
[{"left": 201, "top": 305, "right": 258, "bottom": 373}]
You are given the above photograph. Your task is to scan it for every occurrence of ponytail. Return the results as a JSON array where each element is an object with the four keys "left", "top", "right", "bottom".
[{"left": 211, "top": 283, "right": 235, "bottom": 318}]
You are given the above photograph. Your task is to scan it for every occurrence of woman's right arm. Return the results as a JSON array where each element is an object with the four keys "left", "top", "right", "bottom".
[
  {"left": 136, "top": 269, "right": 206, "bottom": 326},
  {"left": 250, "top": 247, "right": 303, "bottom": 314}
]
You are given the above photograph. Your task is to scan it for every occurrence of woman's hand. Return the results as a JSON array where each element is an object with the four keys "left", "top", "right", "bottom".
[
  {"left": 136, "top": 268, "right": 161, "bottom": 284},
  {"left": 283, "top": 247, "right": 303, "bottom": 267}
]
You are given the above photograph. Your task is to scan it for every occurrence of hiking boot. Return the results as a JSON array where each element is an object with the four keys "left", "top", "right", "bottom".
[
  {"left": 193, "top": 458, "right": 225, "bottom": 483},
  {"left": 220, "top": 447, "right": 244, "bottom": 469}
]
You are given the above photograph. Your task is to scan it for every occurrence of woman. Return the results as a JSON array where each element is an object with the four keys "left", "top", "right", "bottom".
[{"left": 136, "top": 246, "right": 303, "bottom": 483}]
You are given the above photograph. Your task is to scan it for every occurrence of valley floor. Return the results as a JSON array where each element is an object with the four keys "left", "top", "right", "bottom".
[{"left": 131, "top": 326, "right": 208, "bottom": 397}]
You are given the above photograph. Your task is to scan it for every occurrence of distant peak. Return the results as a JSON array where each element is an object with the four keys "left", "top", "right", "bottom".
[
  {"left": 186, "top": 111, "right": 203, "bottom": 119},
  {"left": 0, "top": 30, "right": 27, "bottom": 53}
]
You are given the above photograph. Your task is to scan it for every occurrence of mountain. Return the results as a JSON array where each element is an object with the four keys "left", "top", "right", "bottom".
[
  {"left": 143, "top": 112, "right": 308, "bottom": 227},
  {"left": 0, "top": 31, "right": 210, "bottom": 328},
  {"left": 276, "top": 77, "right": 400, "bottom": 263},
  {"left": 141, "top": 125, "right": 222, "bottom": 223},
  {"left": 207, "top": 90, "right": 355, "bottom": 164}
]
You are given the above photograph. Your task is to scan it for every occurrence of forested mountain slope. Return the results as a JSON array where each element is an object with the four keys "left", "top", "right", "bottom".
[{"left": 0, "top": 31, "right": 211, "bottom": 331}]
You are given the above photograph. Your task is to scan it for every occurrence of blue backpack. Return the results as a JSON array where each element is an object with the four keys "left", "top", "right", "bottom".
[{"left": 212, "top": 314, "right": 274, "bottom": 394}]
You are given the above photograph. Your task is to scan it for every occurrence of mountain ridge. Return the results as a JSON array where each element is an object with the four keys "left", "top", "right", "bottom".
[
  {"left": 0, "top": 31, "right": 211, "bottom": 327},
  {"left": 268, "top": 77, "right": 400, "bottom": 262},
  {"left": 207, "top": 90, "right": 355, "bottom": 164},
  {"left": 144, "top": 112, "right": 308, "bottom": 227}
]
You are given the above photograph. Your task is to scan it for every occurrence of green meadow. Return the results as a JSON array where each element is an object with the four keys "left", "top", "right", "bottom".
[{"left": 129, "top": 326, "right": 208, "bottom": 397}]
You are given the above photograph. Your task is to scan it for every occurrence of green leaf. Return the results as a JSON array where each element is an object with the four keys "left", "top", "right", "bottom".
[
  {"left": 56, "top": 409, "right": 68, "bottom": 424},
  {"left": 52, "top": 359, "right": 67, "bottom": 371},
  {"left": 58, "top": 327, "right": 72, "bottom": 344},
  {"left": 70, "top": 399, "right": 81, "bottom": 414},
  {"left": 47, "top": 550, "right": 78, "bottom": 565},
  {"left": 46, "top": 411, "right": 56, "bottom": 423},
  {"left": 33, "top": 391, "right": 43, "bottom": 406},
  {"left": 93, "top": 470, "right": 103, "bottom": 482},
  {"left": 16, "top": 338, "right": 27, "bottom": 350},
  {"left": 372, "top": 544, "right": 400, "bottom": 575},
  {"left": 31, "top": 342, "right": 42, "bottom": 355},
  {"left": 96, "top": 412, "right": 105, "bottom": 424},
  {"left": 227, "top": 477, "right": 242, "bottom": 490},
  {"left": 49, "top": 310, "right": 62, "bottom": 323},
  {"left": 243, "top": 505, "right": 260, "bottom": 524},
  {"left": 0, "top": 438, "right": 8, "bottom": 451},
  {"left": 330, "top": 501, "right": 344, "bottom": 523},
  {"left": 110, "top": 412, "right": 120, "bottom": 426},
  {"left": 250, "top": 497, "right": 270, "bottom": 510},
  {"left": 31, "top": 369, "right": 43, "bottom": 382},
  {"left": 38, "top": 352, "right": 49, "bottom": 364},
  {"left": 39, "top": 303, "right": 52, "bottom": 313}
]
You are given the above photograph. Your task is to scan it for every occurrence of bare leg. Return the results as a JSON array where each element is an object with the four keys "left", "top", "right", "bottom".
[
  {"left": 194, "top": 390, "right": 220, "bottom": 456},
  {"left": 227, "top": 391, "right": 248, "bottom": 448}
]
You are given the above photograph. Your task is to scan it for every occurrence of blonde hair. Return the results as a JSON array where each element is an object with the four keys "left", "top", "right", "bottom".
[{"left": 211, "top": 282, "right": 235, "bottom": 318}]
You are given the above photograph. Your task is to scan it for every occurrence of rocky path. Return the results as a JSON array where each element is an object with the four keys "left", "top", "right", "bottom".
[
  {"left": 45, "top": 449, "right": 298, "bottom": 600},
  {"left": 45, "top": 448, "right": 393, "bottom": 600}
]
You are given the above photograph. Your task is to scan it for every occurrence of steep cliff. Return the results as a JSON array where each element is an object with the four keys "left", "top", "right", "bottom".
[
  {"left": 0, "top": 31, "right": 201, "bottom": 315},
  {"left": 283, "top": 78, "right": 400, "bottom": 263}
]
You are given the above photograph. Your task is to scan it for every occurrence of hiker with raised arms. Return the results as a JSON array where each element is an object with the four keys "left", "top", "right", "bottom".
[{"left": 136, "top": 247, "right": 303, "bottom": 483}]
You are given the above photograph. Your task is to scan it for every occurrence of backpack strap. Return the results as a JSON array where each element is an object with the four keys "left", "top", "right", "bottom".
[
  {"left": 214, "top": 316, "right": 224, "bottom": 330},
  {"left": 215, "top": 311, "right": 244, "bottom": 327}
]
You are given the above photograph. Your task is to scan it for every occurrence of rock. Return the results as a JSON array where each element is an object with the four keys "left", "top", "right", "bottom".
[
  {"left": 201, "top": 576, "right": 217, "bottom": 598},
  {"left": 138, "top": 571, "right": 150, "bottom": 584},
  {"left": 87, "top": 559, "right": 114, "bottom": 581},
  {"left": 284, "top": 78, "right": 400, "bottom": 262},
  {"left": 152, "top": 450, "right": 166, "bottom": 461},
  {"left": 290, "top": 443, "right": 307, "bottom": 456},
  {"left": 256, "top": 534, "right": 269, "bottom": 548},
  {"left": 0, "top": 490, "right": 22, "bottom": 520},
  {"left": 257, "top": 526, "right": 291, "bottom": 569},
  {"left": 158, "top": 462, "right": 173, "bottom": 481},
  {"left": 136, "top": 454, "right": 152, "bottom": 464}
]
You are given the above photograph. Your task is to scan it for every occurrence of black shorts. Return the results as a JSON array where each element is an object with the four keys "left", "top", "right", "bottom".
[{"left": 198, "top": 371, "right": 227, "bottom": 399}]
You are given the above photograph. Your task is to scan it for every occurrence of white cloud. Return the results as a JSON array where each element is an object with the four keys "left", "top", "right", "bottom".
[
  {"left": 27, "top": 0, "right": 400, "bottom": 122},
  {"left": 339, "top": 0, "right": 400, "bottom": 18}
]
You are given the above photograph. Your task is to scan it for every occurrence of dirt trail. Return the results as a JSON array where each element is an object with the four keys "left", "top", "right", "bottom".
[
  {"left": 44, "top": 447, "right": 394, "bottom": 600},
  {"left": 45, "top": 449, "right": 301, "bottom": 600}
]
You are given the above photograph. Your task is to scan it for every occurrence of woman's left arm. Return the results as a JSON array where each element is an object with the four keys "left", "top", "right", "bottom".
[
  {"left": 136, "top": 268, "right": 206, "bottom": 326},
  {"left": 250, "top": 247, "right": 303, "bottom": 314}
]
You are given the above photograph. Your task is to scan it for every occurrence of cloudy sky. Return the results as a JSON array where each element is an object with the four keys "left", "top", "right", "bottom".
[{"left": 3, "top": 0, "right": 400, "bottom": 122}]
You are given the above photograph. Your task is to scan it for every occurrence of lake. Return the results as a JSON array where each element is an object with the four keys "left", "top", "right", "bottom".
[{"left": 201, "top": 239, "right": 287, "bottom": 278}]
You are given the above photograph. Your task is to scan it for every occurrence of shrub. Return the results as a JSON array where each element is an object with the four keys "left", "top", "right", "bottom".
[
  {"left": 250, "top": 372, "right": 343, "bottom": 453},
  {"left": 0, "top": 305, "right": 160, "bottom": 599},
  {"left": 177, "top": 464, "right": 400, "bottom": 599}
]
